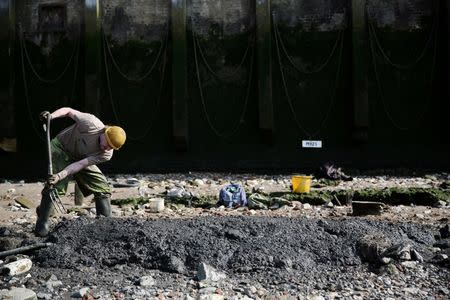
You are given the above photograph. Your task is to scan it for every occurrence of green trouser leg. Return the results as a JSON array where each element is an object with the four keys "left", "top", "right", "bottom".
[
  {"left": 94, "top": 193, "right": 112, "bottom": 217},
  {"left": 35, "top": 187, "right": 54, "bottom": 237}
]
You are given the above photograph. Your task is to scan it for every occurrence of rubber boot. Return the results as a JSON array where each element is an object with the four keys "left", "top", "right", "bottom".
[
  {"left": 35, "top": 188, "right": 54, "bottom": 237},
  {"left": 94, "top": 193, "right": 112, "bottom": 217}
]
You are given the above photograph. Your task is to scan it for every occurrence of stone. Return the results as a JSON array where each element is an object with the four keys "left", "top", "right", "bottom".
[
  {"left": 71, "top": 287, "right": 90, "bottom": 298},
  {"left": 381, "top": 257, "right": 392, "bottom": 264},
  {"left": 198, "top": 294, "right": 224, "bottom": 300},
  {"left": 139, "top": 275, "right": 155, "bottom": 287},
  {"left": 199, "top": 287, "right": 217, "bottom": 294},
  {"left": 384, "top": 243, "right": 411, "bottom": 260},
  {"left": 357, "top": 234, "right": 392, "bottom": 263},
  {"left": 15, "top": 197, "right": 35, "bottom": 209},
  {"left": 401, "top": 261, "right": 417, "bottom": 268},
  {"left": 0, "top": 288, "right": 37, "bottom": 300},
  {"left": 36, "top": 292, "right": 52, "bottom": 300},
  {"left": 411, "top": 249, "right": 424, "bottom": 262},
  {"left": 379, "top": 264, "right": 399, "bottom": 275},
  {"left": 1, "top": 258, "right": 32, "bottom": 276},
  {"left": 197, "top": 263, "right": 227, "bottom": 282},
  {"left": 194, "top": 179, "right": 205, "bottom": 186}
]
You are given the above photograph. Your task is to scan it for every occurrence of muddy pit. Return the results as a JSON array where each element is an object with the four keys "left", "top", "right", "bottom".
[{"left": 3, "top": 215, "right": 448, "bottom": 299}]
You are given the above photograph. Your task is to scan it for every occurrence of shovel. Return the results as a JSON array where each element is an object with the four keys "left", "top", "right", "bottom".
[{"left": 41, "top": 116, "right": 66, "bottom": 214}]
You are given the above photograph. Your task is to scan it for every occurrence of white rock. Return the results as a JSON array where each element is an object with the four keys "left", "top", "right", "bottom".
[
  {"left": 307, "top": 296, "right": 325, "bottom": 300},
  {"left": 71, "top": 287, "right": 90, "bottom": 298},
  {"left": 0, "top": 288, "right": 37, "bottom": 300},
  {"left": 401, "top": 261, "right": 418, "bottom": 268},
  {"left": 1, "top": 258, "right": 32, "bottom": 276},
  {"left": 139, "top": 276, "right": 155, "bottom": 287},
  {"left": 197, "top": 263, "right": 227, "bottom": 282},
  {"left": 194, "top": 179, "right": 205, "bottom": 186},
  {"left": 198, "top": 294, "right": 224, "bottom": 300}
]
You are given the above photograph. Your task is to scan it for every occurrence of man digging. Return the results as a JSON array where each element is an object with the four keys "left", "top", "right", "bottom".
[{"left": 35, "top": 107, "right": 126, "bottom": 237}]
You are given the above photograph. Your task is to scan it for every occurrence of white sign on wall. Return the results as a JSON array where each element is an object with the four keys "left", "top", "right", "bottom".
[{"left": 302, "top": 140, "right": 322, "bottom": 148}]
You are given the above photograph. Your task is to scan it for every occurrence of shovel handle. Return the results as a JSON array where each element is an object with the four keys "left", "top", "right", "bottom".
[{"left": 46, "top": 116, "right": 53, "bottom": 177}]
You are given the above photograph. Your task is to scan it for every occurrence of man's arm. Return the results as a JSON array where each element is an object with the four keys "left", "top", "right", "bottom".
[
  {"left": 49, "top": 107, "right": 82, "bottom": 121},
  {"left": 48, "top": 158, "right": 91, "bottom": 185}
]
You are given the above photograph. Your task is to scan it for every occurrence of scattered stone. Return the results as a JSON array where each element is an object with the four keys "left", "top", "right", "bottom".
[
  {"left": 401, "top": 261, "right": 417, "bottom": 268},
  {"left": 411, "top": 249, "right": 424, "bottom": 262},
  {"left": 198, "top": 294, "right": 224, "bottom": 300},
  {"left": 1, "top": 258, "right": 32, "bottom": 276},
  {"left": 357, "top": 234, "right": 392, "bottom": 263},
  {"left": 127, "top": 178, "right": 140, "bottom": 185},
  {"left": 380, "top": 257, "right": 392, "bottom": 264},
  {"left": 139, "top": 276, "right": 155, "bottom": 287},
  {"left": 15, "top": 197, "right": 35, "bottom": 209},
  {"left": 433, "top": 253, "right": 448, "bottom": 261},
  {"left": 194, "top": 179, "right": 205, "bottom": 186},
  {"left": 71, "top": 287, "right": 90, "bottom": 298},
  {"left": 197, "top": 263, "right": 227, "bottom": 282},
  {"left": 379, "top": 263, "right": 399, "bottom": 275},
  {"left": 167, "top": 187, "right": 191, "bottom": 199},
  {"left": 384, "top": 243, "right": 412, "bottom": 260},
  {"left": 0, "top": 288, "right": 37, "bottom": 300},
  {"left": 199, "top": 287, "right": 217, "bottom": 294},
  {"left": 36, "top": 292, "right": 52, "bottom": 299},
  {"left": 435, "top": 200, "right": 447, "bottom": 208}
]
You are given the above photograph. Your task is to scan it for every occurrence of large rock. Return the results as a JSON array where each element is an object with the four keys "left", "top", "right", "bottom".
[
  {"left": 197, "top": 263, "right": 227, "bottom": 282},
  {"left": 1, "top": 258, "right": 32, "bottom": 276},
  {"left": 357, "top": 234, "right": 392, "bottom": 263},
  {"left": 0, "top": 288, "right": 37, "bottom": 300}
]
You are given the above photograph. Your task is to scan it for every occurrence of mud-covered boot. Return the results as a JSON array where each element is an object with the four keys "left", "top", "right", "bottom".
[
  {"left": 94, "top": 193, "right": 112, "bottom": 217},
  {"left": 35, "top": 188, "right": 54, "bottom": 237}
]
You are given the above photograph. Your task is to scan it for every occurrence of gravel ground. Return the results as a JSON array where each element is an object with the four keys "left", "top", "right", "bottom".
[{"left": 0, "top": 171, "right": 449, "bottom": 299}]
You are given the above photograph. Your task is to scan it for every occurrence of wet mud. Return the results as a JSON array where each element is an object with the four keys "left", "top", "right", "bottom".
[
  {"left": 0, "top": 215, "right": 446, "bottom": 298},
  {"left": 37, "top": 216, "right": 436, "bottom": 273}
]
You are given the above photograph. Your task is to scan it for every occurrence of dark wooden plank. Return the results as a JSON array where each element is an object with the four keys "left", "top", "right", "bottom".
[
  {"left": 352, "top": 201, "right": 384, "bottom": 216},
  {"left": 255, "top": 0, "right": 274, "bottom": 141},
  {"left": 0, "top": 0, "right": 16, "bottom": 151},
  {"left": 171, "top": 0, "right": 189, "bottom": 151},
  {"left": 84, "top": 0, "right": 100, "bottom": 114},
  {"left": 351, "top": 0, "right": 369, "bottom": 142}
]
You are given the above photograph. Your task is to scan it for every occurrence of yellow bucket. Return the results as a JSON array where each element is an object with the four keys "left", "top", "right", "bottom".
[{"left": 292, "top": 175, "right": 312, "bottom": 193}]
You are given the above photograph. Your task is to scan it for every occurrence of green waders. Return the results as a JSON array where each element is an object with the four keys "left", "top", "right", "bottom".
[{"left": 35, "top": 139, "right": 112, "bottom": 236}]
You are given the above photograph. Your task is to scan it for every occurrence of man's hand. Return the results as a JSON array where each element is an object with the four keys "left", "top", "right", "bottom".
[
  {"left": 47, "top": 170, "right": 68, "bottom": 185},
  {"left": 47, "top": 174, "right": 61, "bottom": 185},
  {"left": 39, "top": 111, "right": 51, "bottom": 123}
]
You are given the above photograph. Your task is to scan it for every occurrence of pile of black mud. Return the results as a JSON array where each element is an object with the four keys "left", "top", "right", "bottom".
[{"left": 36, "top": 216, "right": 437, "bottom": 274}]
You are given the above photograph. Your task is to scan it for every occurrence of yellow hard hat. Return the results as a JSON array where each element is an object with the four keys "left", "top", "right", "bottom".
[{"left": 104, "top": 126, "right": 126, "bottom": 150}]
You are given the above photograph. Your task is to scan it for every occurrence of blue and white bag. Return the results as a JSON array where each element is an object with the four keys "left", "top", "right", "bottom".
[{"left": 218, "top": 184, "right": 247, "bottom": 208}]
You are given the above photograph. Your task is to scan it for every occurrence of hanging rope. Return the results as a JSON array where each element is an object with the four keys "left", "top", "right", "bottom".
[
  {"left": 20, "top": 24, "right": 80, "bottom": 84},
  {"left": 367, "top": 13, "right": 438, "bottom": 70},
  {"left": 102, "top": 26, "right": 169, "bottom": 140},
  {"left": 19, "top": 24, "right": 81, "bottom": 141},
  {"left": 193, "top": 31, "right": 253, "bottom": 81},
  {"left": 191, "top": 18, "right": 255, "bottom": 139},
  {"left": 368, "top": 6, "right": 439, "bottom": 131},
  {"left": 273, "top": 13, "right": 345, "bottom": 138},
  {"left": 102, "top": 24, "right": 169, "bottom": 82},
  {"left": 272, "top": 15, "right": 344, "bottom": 75}
]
